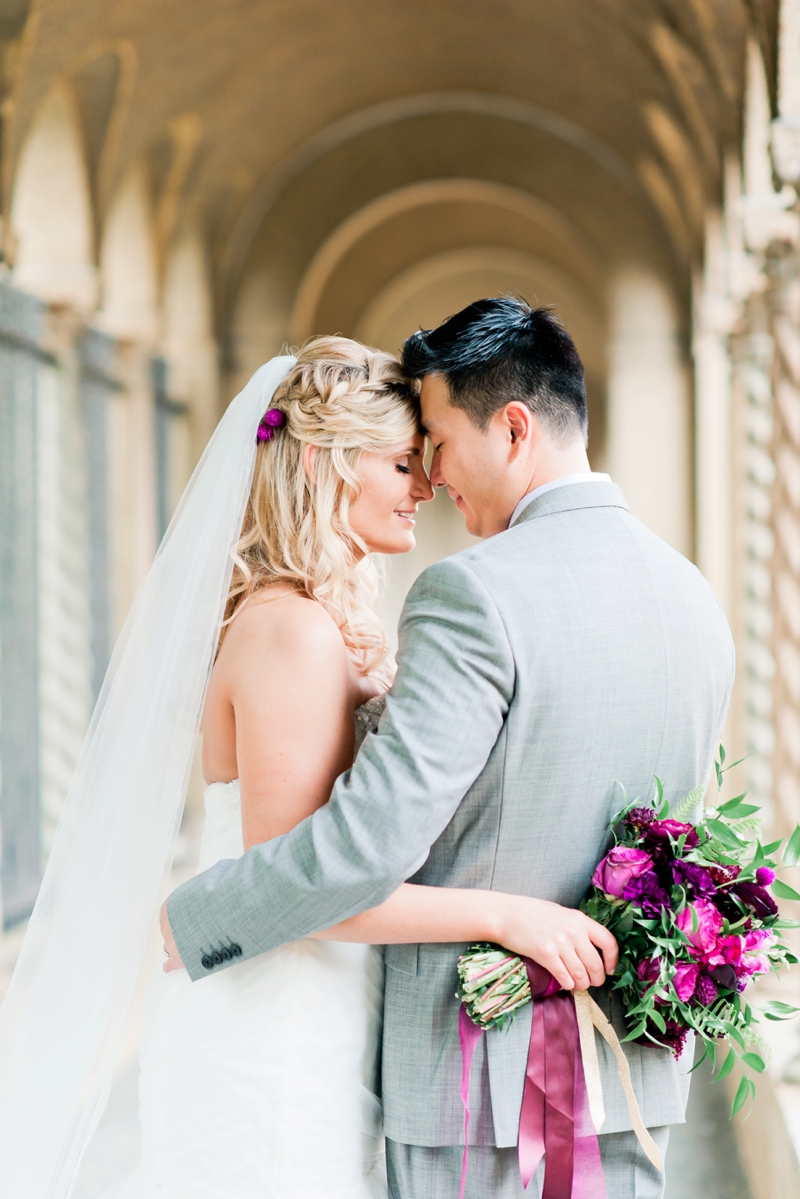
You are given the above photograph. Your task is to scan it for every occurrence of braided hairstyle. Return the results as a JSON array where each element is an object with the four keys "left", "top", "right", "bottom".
[{"left": 222, "top": 336, "right": 420, "bottom": 672}]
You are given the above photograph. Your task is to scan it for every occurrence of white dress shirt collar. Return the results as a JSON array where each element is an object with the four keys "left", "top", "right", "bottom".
[{"left": 508, "top": 473, "right": 611, "bottom": 529}]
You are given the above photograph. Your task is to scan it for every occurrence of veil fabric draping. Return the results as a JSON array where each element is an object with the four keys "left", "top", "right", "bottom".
[{"left": 0, "top": 357, "right": 296, "bottom": 1199}]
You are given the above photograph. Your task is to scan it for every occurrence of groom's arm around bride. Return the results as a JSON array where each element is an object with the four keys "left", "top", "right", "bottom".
[{"left": 167, "top": 298, "right": 735, "bottom": 1199}]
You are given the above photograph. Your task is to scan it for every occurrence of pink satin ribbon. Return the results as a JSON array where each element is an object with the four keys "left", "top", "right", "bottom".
[{"left": 458, "top": 960, "right": 607, "bottom": 1198}]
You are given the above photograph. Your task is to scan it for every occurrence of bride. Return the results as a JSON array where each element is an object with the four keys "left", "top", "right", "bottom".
[{"left": 0, "top": 338, "right": 614, "bottom": 1199}]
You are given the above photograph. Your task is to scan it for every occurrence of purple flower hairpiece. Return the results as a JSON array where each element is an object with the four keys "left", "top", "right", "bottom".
[{"left": 256, "top": 408, "right": 285, "bottom": 442}]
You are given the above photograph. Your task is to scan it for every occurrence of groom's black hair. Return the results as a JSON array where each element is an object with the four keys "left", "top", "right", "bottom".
[{"left": 401, "top": 295, "right": 587, "bottom": 444}]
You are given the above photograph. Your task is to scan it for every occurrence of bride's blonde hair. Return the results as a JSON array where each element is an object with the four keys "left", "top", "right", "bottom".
[{"left": 222, "top": 336, "right": 420, "bottom": 672}]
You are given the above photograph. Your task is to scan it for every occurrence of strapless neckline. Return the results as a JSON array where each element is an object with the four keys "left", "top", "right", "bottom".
[{"left": 199, "top": 697, "right": 387, "bottom": 870}]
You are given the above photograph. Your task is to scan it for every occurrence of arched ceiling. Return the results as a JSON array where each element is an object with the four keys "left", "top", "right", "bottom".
[{"left": 0, "top": 0, "right": 768, "bottom": 359}]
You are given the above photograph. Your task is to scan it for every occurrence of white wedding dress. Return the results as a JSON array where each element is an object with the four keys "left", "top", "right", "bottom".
[{"left": 105, "top": 699, "right": 387, "bottom": 1199}]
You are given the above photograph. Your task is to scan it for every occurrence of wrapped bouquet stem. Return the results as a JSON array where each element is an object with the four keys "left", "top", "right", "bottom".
[{"left": 456, "top": 950, "right": 660, "bottom": 1199}]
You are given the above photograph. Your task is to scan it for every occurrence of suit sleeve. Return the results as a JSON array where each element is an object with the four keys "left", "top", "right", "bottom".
[{"left": 168, "top": 556, "right": 515, "bottom": 980}]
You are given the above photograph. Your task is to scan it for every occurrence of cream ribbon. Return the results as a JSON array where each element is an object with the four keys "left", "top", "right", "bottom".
[{"left": 573, "top": 990, "right": 663, "bottom": 1172}]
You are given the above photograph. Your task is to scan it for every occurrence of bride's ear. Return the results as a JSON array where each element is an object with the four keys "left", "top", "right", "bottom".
[{"left": 302, "top": 444, "right": 318, "bottom": 483}]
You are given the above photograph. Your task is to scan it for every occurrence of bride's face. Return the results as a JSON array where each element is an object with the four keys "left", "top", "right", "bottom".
[{"left": 349, "top": 433, "right": 433, "bottom": 554}]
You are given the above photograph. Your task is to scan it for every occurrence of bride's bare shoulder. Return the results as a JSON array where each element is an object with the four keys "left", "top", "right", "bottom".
[{"left": 220, "top": 588, "right": 346, "bottom": 670}]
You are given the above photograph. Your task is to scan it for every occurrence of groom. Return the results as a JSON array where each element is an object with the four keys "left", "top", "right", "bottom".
[{"left": 165, "top": 297, "right": 734, "bottom": 1198}]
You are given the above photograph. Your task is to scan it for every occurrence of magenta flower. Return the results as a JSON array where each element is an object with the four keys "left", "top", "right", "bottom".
[
  {"left": 592, "top": 846, "right": 654, "bottom": 898},
  {"left": 738, "top": 953, "right": 771, "bottom": 979},
  {"left": 643, "top": 819, "right": 700, "bottom": 853},
  {"left": 756, "top": 867, "right": 776, "bottom": 886},
  {"left": 744, "top": 928, "right": 775, "bottom": 953},
  {"left": 738, "top": 928, "right": 776, "bottom": 980},
  {"left": 706, "top": 934, "right": 743, "bottom": 971},
  {"left": 256, "top": 408, "right": 285, "bottom": 442},
  {"left": 672, "top": 961, "right": 700, "bottom": 1002},
  {"left": 676, "top": 899, "right": 723, "bottom": 957}
]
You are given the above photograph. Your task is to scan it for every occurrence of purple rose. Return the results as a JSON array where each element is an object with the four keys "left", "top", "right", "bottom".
[
  {"left": 592, "top": 847, "right": 654, "bottom": 898},
  {"left": 734, "top": 881, "right": 778, "bottom": 919},
  {"left": 643, "top": 819, "right": 700, "bottom": 853},
  {"left": 672, "top": 860, "right": 717, "bottom": 899},
  {"left": 623, "top": 870, "right": 671, "bottom": 915},
  {"left": 756, "top": 867, "right": 776, "bottom": 886},
  {"left": 676, "top": 899, "right": 723, "bottom": 957}
]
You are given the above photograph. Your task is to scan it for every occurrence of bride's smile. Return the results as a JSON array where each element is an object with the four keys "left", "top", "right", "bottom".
[{"left": 348, "top": 433, "right": 433, "bottom": 555}]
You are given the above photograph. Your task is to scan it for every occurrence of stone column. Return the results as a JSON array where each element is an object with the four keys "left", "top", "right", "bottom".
[{"left": 606, "top": 266, "right": 692, "bottom": 557}]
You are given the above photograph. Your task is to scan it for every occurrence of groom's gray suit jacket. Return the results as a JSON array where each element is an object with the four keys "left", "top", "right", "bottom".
[{"left": 169, "top": 481, "right": 735, "bottom": 1147}]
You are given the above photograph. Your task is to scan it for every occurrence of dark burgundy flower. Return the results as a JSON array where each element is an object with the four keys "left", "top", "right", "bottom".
[
  {"left": 643, "top": 819, "right": 700, "bottom": 852},
  {"left": 708, "top": 963, "right": 738, "bottom": 991},
  {"left": 672, "top": 860, "right": 717, "bottom": 899},
  {"left": 707, "top": 863, "right": 741, "bottom": 886},
  {"left": 623, "top": 807, "right": 656, "bottom": 831},
  {"left": 693, "top": 974, "right": 719, "bottom": 1006},
  {"left": 733, "top": 881, "right": 778, "bottom": 919},
  {"left": 639, "top": 1016, "right": 689, "bottom": 1058},
  {"left": 622, "top": 870, "right": 671, "bottom": 915}
]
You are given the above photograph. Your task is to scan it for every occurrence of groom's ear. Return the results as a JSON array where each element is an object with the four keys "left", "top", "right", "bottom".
[{"left": 503, "top": 401, "right": 536, "bottom": 453}]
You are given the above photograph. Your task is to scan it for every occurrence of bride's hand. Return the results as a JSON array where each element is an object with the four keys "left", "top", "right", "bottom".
[
  {"left": 160, "top": 900, "right": 185, "bottom": 973},
  {"left": 494, "top": 895, "right": 618, "bottom": 992}
]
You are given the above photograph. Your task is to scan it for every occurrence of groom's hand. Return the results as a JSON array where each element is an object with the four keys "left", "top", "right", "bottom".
[
  {"left": 498, "top": 896, "right": 618, "bottom": 992},
  {"left": 160, "top": 900, "right": 185, "bottom": 973}
]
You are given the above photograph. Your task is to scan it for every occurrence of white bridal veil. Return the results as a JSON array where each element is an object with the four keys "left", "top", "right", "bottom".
[{"left": 0, "top": 357, "right": 296, "bottom": 1198}]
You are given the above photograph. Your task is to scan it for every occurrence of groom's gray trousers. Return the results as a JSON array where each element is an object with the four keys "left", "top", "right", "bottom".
[{"left": 386, "top": 1127, "right": 671, "bottom": 1199}]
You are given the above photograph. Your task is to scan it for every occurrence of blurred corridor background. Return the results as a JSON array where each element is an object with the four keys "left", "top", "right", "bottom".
[{"left": 0, "top": 1, "right": 799, "bottom": 1194}]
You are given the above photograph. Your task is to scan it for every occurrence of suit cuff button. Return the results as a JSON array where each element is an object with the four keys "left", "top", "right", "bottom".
[{"left": 201, "top": 954, "right": 214, "bottom": 970}]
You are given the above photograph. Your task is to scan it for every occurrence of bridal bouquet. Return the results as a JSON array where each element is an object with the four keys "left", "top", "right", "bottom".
[{"left": 457, "top": 749, "right": 800, "bottom": 1118}]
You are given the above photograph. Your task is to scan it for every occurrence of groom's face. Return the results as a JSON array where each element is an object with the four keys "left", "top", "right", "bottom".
[{"left": 419, "top": 374, "right": 514, "bottom": 538}]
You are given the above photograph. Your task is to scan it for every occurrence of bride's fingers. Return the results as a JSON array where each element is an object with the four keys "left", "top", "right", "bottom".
[
  {"left": 560, "top": 948, "right": 592, "bottom": 991},
  {"left": 586, "top": 918, "right": 619, "bottom": 974},
  {"left": 554, "top": 959, "right": 578, "bottom": 987},
  {"left": 575, "top": 939, "right": 606, "bottom": 988},
  {"left": 543, "top": 951, "right": 580, "bottom": 992}
]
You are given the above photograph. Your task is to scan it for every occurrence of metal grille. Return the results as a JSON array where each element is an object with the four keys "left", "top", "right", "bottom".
[
  {"left": 0, "top": 283, "right": 53, "bottom": 927},
  {"left": 153, "top": 356, "right": 188, "bottom": 540},
  {"left": 79, "top": 328, "right": 118, "bottom": 702}
]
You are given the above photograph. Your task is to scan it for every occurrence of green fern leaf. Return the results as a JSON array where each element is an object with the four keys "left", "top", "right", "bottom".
[{"left": 672, "top": 780, "right": 707, "bottom": 822}]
